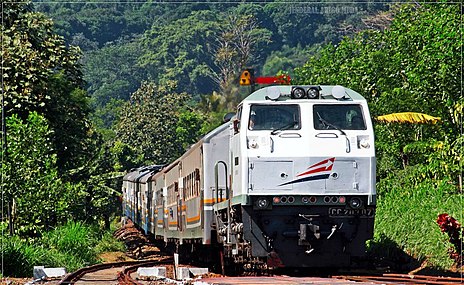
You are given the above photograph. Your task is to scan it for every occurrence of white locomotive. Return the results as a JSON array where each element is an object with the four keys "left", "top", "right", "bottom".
[{"left": 122, "top": 85, "right": 376, "bottom": 269}]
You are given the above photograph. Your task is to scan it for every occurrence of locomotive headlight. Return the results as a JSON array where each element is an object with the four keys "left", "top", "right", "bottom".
[
  {"left": 248, "top": 139, "right": 258, "bottom": 149},
  {"left": 255, "top": 197, "right": 270, "bottom": 209},
  {"left": 291, "top": 87, "right": 306, "bottom": 99},
  {"left": 349, "top": 197, "right": 363, "bottom": 209},
  {"left": 358, "top": 136, "right": 370, "bottom": 149},
  {"left": 359, "top": 138, "right": 370, "bottom": 149},
  {"left": 307, "top": 86, "right": 320, "bottom": 99}
]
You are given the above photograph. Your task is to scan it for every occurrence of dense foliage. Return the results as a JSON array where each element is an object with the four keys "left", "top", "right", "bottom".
[
  {"left": 34, "top": 1, "right": 390, "bottom": 129},
  {"left": 2, "top": 221, "right": 124, "bottom": 277},
  {"left": 295, "top": 3, "right": 462, "bottom": 269},
  {"left": 1, "top": 2, "right": 91, "bottom": 172},
  {"left": 1, "top": 1, "right": 121, "bottom": 246},
  {"left": 115, "top": 81, "right": 206, "bottom": 165},
  {"left": 0, "top": 113, "right": 83, "bottom": 236}
]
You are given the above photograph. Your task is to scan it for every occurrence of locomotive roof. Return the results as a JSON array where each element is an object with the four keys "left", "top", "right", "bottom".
[
  {"left": 161, "top": 123, "right": 229, "bottom": 173},
  {"left": 123, "top": 165, "right": 163, "bottom": 181},
  {"left": 243, "top": 85, "right": 366, "bottom": 102}
]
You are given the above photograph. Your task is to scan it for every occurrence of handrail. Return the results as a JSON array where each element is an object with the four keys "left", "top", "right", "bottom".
[{"left": 214, "top": 161, "right": 229, "bottom": 203}]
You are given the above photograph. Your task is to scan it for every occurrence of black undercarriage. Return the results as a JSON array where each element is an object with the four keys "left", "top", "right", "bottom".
[{"left": 215, "top": 203, "right": 375, "bottom": 268}]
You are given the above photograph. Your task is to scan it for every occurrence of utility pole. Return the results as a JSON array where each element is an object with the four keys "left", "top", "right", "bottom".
[
  {"left": 1, "top": 67, "right": 11, "bottom": 236},
  {"left": 1, "top": 5, "right": 13, "bottom": 235}
]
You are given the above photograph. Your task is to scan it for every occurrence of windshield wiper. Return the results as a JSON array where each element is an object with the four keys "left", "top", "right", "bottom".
[
  {"left": 316, "top": 112, "right": 350, "bottom": 153},
  {"left": 271, "top": 121, "right": 298, "bottom": 135},
  {"left": 316, "top": 112, "right": 346, "bottom": 136}
]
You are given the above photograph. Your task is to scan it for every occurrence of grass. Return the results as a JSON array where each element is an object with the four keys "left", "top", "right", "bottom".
[
  {"left": 370, "top": 166, "right": 462, "bottom": 271},
  {"left": 94, "top": 230, "right": 125, "bottom": 254},
  {"left": 1, "top": 218, "right": 125, "bottom": 277},
  {"left": 2, "top": 235, "right": 50, "bottom": 277}
]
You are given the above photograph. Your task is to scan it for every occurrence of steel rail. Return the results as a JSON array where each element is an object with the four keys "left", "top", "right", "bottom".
[
  {"left": 117, "top": 259, "right": 172, "bottom": 285},
  {"left": 334, "top": 273, "right": 463, "bottom": 285},
  {"left": 59, "top": 258, "right": 171, "bottom": 285}
]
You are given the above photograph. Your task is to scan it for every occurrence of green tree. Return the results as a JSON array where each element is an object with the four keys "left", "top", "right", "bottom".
[
  {"left": 176, "top": 110, "right": 207, "bottom": 151},
  {"left": 138, "top": 10, "right": 221, "bottom": 95},
  {"left": 1, "top": 1, "right": 92, "bottom": 173},
  {"left": 262, "top": 45, "right": 311, "bottom": 77},
  {"left": 214, "top": 12, "right": 272, "bottom": 90},
  {"left": 115, "top": 81, "right": 192, "bottom": 165},
  {"left": 1, "top": 113, "right": 84, "bottom": 237},
  {"left": 294, "top": 3, "right": 462, "bottom": 269},
  {"left": 1, "top": 2, "right": 82, "bottom": 115},
  {"left": 83, "top": 39, "right": 145, "bottom": 129},
  {"left": 1, "top": 2, "right": 120, "bottom": 237},
  {"left": 294, "top": 3, "right": 462, "bottom": 182}
]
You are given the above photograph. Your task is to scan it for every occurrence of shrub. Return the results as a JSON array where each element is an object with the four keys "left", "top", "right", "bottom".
[
  {"left": 1, "top": 220, "right": 127, "bottom": 277},
  {"left": 41, "top": 221, "right": 99, "bottom": 265},
  {"left": 94, "top": 230, "right": 125, "bottom": 254},
  {"left": 373, "top": 173, "right": 460, "bottom": 269}
]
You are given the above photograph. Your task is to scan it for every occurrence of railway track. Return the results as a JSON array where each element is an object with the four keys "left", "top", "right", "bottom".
[
  {"left": 333, "top": 273, "right": 464, "bottom": 285},
  {"left": 58, "top": 258, "right": 173, "bottom": 285},
  {"left": 194, "top": 273, "right": 464, "bottom": 285},
  {"left": 54, "top": 221, "right": 463, "bottom": 285},
  {"left": 57, "top": 260, "right": 463, "bottom": 285}
]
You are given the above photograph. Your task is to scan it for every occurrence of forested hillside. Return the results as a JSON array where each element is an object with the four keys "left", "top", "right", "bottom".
[
  {"left": 34, "top": 1, "right": 389, "bottom": 130},
  {"left": 1, "top": 0, "right": 462, "bottom": 278}
]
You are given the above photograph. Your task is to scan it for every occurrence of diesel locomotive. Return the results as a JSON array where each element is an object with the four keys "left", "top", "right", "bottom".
[{"left": 122, "top": 85, "right": 376, "bottom": 269}]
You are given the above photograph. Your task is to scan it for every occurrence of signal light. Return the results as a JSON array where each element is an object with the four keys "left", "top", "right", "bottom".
[
  {"left": 273, "top": 196, "right": 281, "bottom": 204},
  {"left": 240, "top": 69, "right": 254, "bottom": 86}
]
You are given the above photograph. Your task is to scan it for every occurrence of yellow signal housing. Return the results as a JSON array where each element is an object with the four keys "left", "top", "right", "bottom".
[{"left": 240, "top": 69, "right": 254, "bottom": 86}]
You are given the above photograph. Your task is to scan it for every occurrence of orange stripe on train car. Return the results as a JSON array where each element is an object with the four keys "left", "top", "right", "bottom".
[
  {"left": 203, "top": 198, "right": 226, "bottom": 206},
  {"left": 187, "top": 214, "right": 200, "bottom": 223}
]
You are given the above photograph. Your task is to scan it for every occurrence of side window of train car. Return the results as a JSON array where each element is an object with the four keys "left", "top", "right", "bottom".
[
  {"left": 313, "top": 104, "right": 366, "bottom": 130},
  {"left": 248, "top": 104, "right": 301, "bottom": 131},
  {"left": 233, "top": 106, "right": 243, "bottom": 134},
  {"left": 183, "top": 169, "right": 201, "bottom": 200}
]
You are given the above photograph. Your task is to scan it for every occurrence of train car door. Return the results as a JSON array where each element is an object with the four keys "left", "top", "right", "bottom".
[
  {"left": 163, "top": 186, "right": 168, "bottom": 231},
  {"left": 147, "top": 183, "right": 152, "bottom": 233},
  {"left": 177, "top": 164, "right": 186, "bottom": 233},
  {"left": 177, "top": 182, "right": 184, "bottom": 232}
]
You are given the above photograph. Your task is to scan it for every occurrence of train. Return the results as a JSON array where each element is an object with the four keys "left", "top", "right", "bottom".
[{"left": 122, "top": 84, "right": 376, "bottom": 270}]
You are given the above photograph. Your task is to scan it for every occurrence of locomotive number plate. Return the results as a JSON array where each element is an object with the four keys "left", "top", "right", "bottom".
[{"left": 329, "top": 208, "right": 374, "bottom": 217}]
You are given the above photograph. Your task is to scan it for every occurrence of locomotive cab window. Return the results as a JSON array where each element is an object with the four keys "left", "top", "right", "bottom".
[
  {"left": 248, "top": 104, "right": 300, "bottom": 131},
  {"left": 233, "top": 105, "right": 243, "bottom": 134},
  {"left": 313, "top": 104, "right": 366, "bottom": 130}
]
